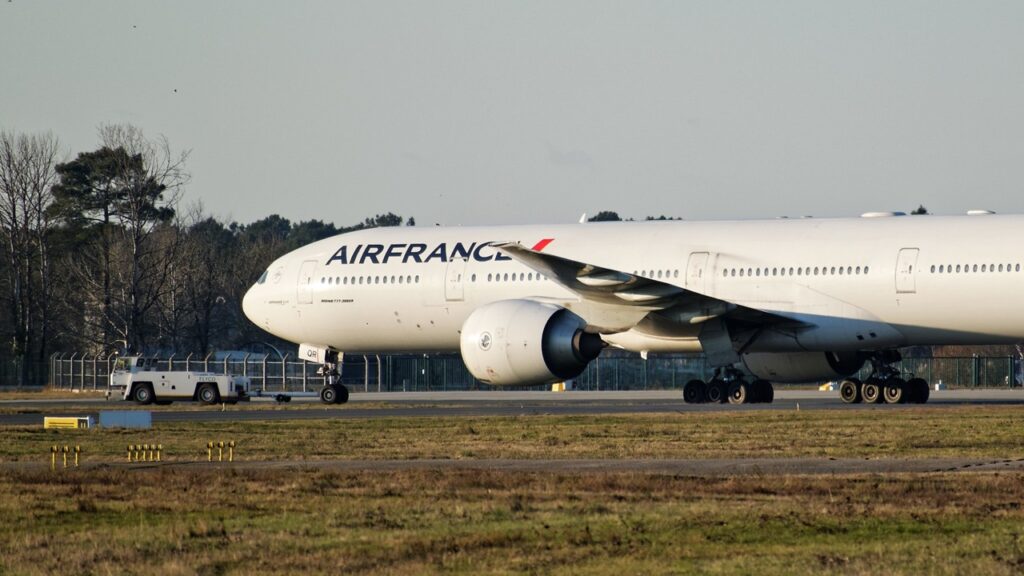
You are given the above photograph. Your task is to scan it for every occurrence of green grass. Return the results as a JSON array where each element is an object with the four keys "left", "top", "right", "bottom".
[
  {"left": 3, "top": 468, "right": 1024, "bottom": 574},
  {"left": 4, "top": 406, "right": 1024, "bottom": 462},
  {"left": 4, "top": 407, "right": 1024, "bottom": 574}
]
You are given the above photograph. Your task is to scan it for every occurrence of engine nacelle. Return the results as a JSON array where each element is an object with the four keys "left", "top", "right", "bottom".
[
  {"left": 460, "top": 300, "right": 603, "bottom": 386},
  {"left": 741, "top": 351, "right": 865, "bottom": 384}
]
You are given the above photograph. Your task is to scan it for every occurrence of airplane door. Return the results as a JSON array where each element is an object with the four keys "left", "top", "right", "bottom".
[
  {"left": 297, "top": 260, "right": 317, "bottom": 304},
  {"left": 895, "top": 248, "right": 919, "bottom": 294},
  {"left": 445, "top": 257, "right": 467, "bottom": 302},
  {"left": 686, "top": 252, "right": 710, "bottom": 294}
]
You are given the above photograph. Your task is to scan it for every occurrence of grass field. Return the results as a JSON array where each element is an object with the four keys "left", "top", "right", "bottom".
[
  {"left": 4, "top": 407, "right": 1024, "bottom": 574},
  {"left": 3, "top": 406, "right": 1024, "bottom": 462},
  {"left": 3, "top": 467, "right": 1024, "bottom": 575}
]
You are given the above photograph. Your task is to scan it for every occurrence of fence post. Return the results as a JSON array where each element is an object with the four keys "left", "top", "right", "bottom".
[
  {"left": 372, "top": 352, "right": 380, "bottom": 391},
  {"left": 68, "top": 353, "right": 77, "bottom": 391},
  {"left": 300, "top": 356, "right": 307, "bottom": 392},
  {"left": 363, "top": 355, "right": 369, "bottom": 392},
  {"left": 282, "top": 354, "right": 290, "bottom": 390},
  {"left": 261, "top": 354, "right": 267, "bottom": 391}
]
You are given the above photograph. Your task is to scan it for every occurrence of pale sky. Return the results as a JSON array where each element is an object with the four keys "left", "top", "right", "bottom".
[{"left": 3, "top": 1, "right": 1024, "bottom": 226}]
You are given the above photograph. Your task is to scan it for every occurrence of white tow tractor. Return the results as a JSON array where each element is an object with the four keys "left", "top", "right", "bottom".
[{"left": 111, "top": 356, "right": 251, "bottom": 405}]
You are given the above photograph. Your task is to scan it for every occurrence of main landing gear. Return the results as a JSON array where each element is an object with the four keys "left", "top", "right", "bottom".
[
  {"left": 317, "top": 360, "right": 349, "bottom": 405},
  {"left": 683, "top": 368, "right": 774, "bottom": 405},
  {"left": 838, "top": 352, "right": 930, "bottom": 405}
]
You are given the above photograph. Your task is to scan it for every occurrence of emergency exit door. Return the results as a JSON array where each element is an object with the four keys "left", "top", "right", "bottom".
[
  {"left": 686, "top": 252, "right": 710, "bottom": 294},
  {"left": 297, "top": 260, "right": 317, "bottom": 304},
  {"left": 895, "top": 248, "right": 919, "bottom": 294},
  {"left": 445, "top": 257, "right": 467, "bottom": 301}
]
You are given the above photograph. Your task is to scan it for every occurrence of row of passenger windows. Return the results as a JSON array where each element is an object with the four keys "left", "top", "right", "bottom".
[
  {"left": 931, "top": 263, "right": 1020, "bottom": 274},
  {"left": 318, "top": 272, "right": 552, "bottom": 286},
  {"left": 318, "top": 261, "right": 1023, "bottom": 288},
  {"left": 635, "top": 269, "right": 680, "bottom": 279},
  {"left": 480, "top": 272, "right": 547, "bottom": 282},
  {"left": 723, "top": 265, "right": 869, "bottom": 278},
  {"left": 321, "top": 275, "right": 421, "bottom": 285}
]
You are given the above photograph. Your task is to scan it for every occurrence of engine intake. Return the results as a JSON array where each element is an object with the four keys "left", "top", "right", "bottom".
[{"left": 460, "top": 300, "right": 603, "bottom": 386}]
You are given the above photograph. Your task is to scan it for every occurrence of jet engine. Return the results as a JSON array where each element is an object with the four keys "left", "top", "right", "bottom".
[
  {"left": 741, "top": 351, "right": 865, "bottom": 383},
  {"left": 460, "top": 299, "right": 604, "bottom": 386}
]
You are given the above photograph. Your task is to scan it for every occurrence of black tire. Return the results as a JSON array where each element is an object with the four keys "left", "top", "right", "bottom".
[
  {"left": 132, "top": 383, "right": 154, "bottom": 405},
  {"left": 862, "top": 378, "right": 882, "bottom": 404},
  {"left": 883, "top": 377, "right": 906, "bottom": 404},
  {"left": 335, "top": 384, "right": 349, "bottom": 404},
  {"left": 839, "top": 378, "right": 862, "bottom": 404},
  {"left": 683, "top": 379, "right": 707, "bottom": 404},
  {"left": 705, "top": 379, "right": 726, "bottom": 403},
  {"left": 762, "top": 381, "right": 774, "bottom": 404},
  {"left": 727, "top": 379, "right": 750, "bottom": 405},
  {"left": 319, "top": 385, "right": 337, "bottom": 404},
  {"left": 907, "top": 377, "right": 929, "bottom": 404},
  {"left": 198, "top": 383, "right": 219, "bottom": 405}
]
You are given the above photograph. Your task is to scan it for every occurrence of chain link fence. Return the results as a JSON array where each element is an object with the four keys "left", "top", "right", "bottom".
[{"left": 45, "top": 352, "right": 1024, "bottom": 392}]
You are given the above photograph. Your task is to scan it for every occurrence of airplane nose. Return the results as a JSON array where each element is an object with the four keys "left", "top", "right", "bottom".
[{"left": 242, "top": 285, "right": 258, "bottom": 324}]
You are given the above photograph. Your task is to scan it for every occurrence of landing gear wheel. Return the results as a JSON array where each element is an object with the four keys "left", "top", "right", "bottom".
[
  {"left": 839, "top": 378, "right": 862, "bottom": 404},
  {"left": 760, "top": 380, "right": 774, "bottom": 404},
  {"left": 320, "top": 384, "right": 349, "bottom": 404},
  {"left": 906, "top": 378, "right": 929, "bottom": 404},
  {"left": 132, "top": 383, "right": 154, "bottom": 405},
  {"left": 749, "top": 379, "right": 769, "bottom": 403},
  {"left": 706, "top": 379, "right": 727, "bottom": 404},
  {"left": 727, "top": 379, "right": 751, "bottom": 405},
  {"left": 198, "top": 383, "right": 219, "bottom": 405},
  {"left": 861, "top": 378, "right": 882, "bottom": 404},
  {"left": 683, "top": 379, "right": 707, "bottom": 404},
  {"left": 883, "top": 377, "right": 907, "bottom": 404},
  {"left": 319, "top": 385, "right": 338, "bottom": 404}
]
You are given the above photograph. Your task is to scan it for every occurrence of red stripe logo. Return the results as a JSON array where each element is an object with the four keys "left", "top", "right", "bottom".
[{"left": 531, "top": 238, "right": 554, "bottom": 252}]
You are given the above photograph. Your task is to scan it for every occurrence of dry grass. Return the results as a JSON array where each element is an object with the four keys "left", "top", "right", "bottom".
[
  {"left": 2, "top": 467, "right": 1024, "bottom": 575},
  {"left": 3, "top": 406, "right": 1024, "bottom": 463},
  {"left": 5, "top": 408, "right": 1024, "bottom": 574}
]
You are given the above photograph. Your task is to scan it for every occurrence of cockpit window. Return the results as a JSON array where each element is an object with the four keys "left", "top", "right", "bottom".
[{"left": 257, "top": 270, "right": 269, "bottom": 285}]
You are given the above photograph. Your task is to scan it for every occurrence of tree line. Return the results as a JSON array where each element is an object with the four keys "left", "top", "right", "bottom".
[{"left": 0, "top": 125, "right": 412, "bottom": 385}]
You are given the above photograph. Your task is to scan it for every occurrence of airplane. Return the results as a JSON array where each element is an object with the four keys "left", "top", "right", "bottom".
[{"left": 241, "top": 210, "right": 1024, "bottom": 405}]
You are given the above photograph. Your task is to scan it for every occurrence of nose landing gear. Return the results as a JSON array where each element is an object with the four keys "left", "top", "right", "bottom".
[{"left": 317, "top": 361, "right": 349, "bottom": 405}]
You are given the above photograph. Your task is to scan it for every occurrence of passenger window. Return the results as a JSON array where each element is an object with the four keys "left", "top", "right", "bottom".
[{"left": 814, "top": 267, "right": 819, "bottom": 276}]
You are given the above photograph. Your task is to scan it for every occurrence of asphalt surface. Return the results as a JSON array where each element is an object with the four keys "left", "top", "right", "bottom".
[{"left": 2, "top": 389, "right": 1023, "bottom": 426}]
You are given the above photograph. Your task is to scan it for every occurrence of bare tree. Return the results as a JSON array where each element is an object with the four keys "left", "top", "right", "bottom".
[
  {"left": 99, "top": 124, "right": 190, "bottom": 353},
  {"left": 0, "top": 131, "right": 60, "bottom": 386}
]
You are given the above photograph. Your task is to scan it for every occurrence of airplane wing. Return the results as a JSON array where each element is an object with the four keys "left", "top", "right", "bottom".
[{"left": 495, "top": 241, "right": 793, "bottom": 329}]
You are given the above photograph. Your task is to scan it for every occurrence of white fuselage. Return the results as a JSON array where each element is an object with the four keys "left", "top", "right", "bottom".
[{"left": 242, "top": 214, "right": 1024, "bottom": 356}]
